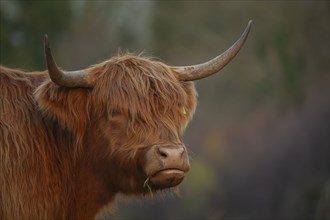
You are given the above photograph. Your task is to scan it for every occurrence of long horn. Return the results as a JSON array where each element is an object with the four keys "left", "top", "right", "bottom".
[
  {"left": 44, "top": 34, "right": 94, "bottom": 88},
  {"left": 174, "top": 20, "right": 252, "bottom": 81}
]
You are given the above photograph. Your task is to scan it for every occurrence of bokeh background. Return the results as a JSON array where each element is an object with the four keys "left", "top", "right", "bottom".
[{"left": 1, "top": 1, "right": 329, "bottom": 220}]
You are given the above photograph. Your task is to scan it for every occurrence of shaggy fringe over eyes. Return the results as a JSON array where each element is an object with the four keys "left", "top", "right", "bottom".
[{"left": 90, "top": 53, "right": 197, "bottom": 137}]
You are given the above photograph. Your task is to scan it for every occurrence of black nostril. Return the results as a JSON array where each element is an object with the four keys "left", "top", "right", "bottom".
[{"left": 157, "top": 147, "right": 168, "bottom": 159}]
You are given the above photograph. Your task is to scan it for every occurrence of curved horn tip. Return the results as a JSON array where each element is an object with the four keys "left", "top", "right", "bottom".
[
  {"left": 174, "top": 20, "right": 253, "bottom": 81},
  {"left": 241, "top": 20, "right": 252, "bottom": 38},
  {"left": 44, "top": 34, "right": 51, "bottom": 56},
  {"left": 246, "top": 20, "right": 252, "bottom": 32},
  {"left": 44, "top": 34, "right": 49, "bottom": 45}
]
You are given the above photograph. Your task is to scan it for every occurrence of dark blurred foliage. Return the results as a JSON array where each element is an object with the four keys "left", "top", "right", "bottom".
[
  {"left": 1, "top": 1, "right": 329, "bottom": 220},
  {"left": 0, "top": 0, "right": 70, "bottom": 68}
]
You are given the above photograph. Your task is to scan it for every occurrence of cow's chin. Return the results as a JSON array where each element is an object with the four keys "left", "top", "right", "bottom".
[{"left": 149, "top": 169, "right": 185, "bottom": 189}]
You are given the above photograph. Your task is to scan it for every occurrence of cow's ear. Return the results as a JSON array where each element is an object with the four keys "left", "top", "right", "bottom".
[{"left": 34, "top": 81, "right": 91, "bottom": 135}]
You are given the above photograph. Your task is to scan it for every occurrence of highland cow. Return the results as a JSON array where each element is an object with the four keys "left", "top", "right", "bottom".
[{"left": 0, "top": 21, "right": 251, "bottom": 219}]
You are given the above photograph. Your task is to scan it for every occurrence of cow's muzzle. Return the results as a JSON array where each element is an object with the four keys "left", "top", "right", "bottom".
[{"left": 144, "top": 145, "right": 190, "bottom": 189}]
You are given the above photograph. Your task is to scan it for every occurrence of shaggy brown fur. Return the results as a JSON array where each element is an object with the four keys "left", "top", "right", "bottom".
[{"left": 0, "top": 54, "right": 197, "bottom": 219}]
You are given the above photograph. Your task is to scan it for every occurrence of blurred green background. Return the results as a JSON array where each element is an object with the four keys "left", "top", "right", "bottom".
[{"left": 1, "top": 1, "right": 329, "bottom": 220}]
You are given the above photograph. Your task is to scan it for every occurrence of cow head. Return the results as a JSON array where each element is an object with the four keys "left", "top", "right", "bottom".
[{"left": 35, "top": 21, "right": 251, "bottom": 195}]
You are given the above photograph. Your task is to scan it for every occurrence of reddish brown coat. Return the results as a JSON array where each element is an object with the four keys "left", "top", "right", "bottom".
[{"left": 0, "top": 55, "right": 197, "bottom": 219}]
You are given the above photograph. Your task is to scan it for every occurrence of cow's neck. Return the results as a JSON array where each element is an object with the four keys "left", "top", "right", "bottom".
[
  {"left": 70, "top": 123, "right": 116, "bottom": 219},
  {"left": 71, "top": 159, "right": 115, "bottom": 219}
]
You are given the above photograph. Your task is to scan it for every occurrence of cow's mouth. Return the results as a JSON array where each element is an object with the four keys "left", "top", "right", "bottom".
[{"left": 148, "top": 169, "right": 185, "bottom": 189}]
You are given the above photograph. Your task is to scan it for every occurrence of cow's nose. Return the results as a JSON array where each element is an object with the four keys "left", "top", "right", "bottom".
[{"left": 156, "top": 146, "right": 186, "bottom": 162}]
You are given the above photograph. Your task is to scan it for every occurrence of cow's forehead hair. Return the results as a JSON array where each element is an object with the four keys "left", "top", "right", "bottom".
[{"left": 89, "top": 54, "right": 197, "bottom": 127}]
